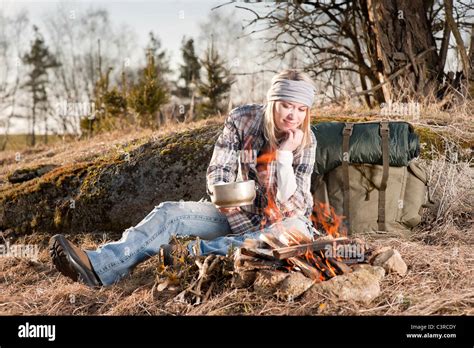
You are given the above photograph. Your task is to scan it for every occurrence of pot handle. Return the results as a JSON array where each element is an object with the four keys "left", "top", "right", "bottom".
[{"left": 206, "top": 186, "right": 214, "bottom": 196}]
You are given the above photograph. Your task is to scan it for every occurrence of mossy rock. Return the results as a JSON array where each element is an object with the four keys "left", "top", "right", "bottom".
[
  {"left": 0, "top": 125, "right": 220, "bottom": 237},
  {"left": 7, "top": 164, "right": 58, "bottom": 184}
]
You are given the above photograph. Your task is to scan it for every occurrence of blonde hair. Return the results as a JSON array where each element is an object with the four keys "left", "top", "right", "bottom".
[{"left": 263, "top": 69, "right": 315, "bottom": 155}]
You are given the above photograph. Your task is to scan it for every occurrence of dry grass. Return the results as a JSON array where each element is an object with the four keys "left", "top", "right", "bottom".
[
  {"left": 0, "top": 116, "right": 224, "bottom": 189},
  {"left": 0, "top": 220, "right": 472, "bottom": 316}
]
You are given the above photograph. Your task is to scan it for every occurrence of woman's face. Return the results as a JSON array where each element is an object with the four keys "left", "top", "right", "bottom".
[{"left": 274, "top": 100, "right": 308, "bottom": 133}]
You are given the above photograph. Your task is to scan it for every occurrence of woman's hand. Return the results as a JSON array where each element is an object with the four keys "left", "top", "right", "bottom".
[
  {"left": 218, "top": 207, "right": 241, "bottom": 214},
  {"left": 278, "top": 129, "right": 304, "bottom": 152}
]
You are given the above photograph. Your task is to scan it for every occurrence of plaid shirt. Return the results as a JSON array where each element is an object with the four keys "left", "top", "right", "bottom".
[{"left": 207, "top": 103, "right": 317, "bottom": 235}]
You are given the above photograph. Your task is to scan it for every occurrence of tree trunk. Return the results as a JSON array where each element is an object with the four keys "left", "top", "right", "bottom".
[
  {"left": 444, "top": 0, "right": 470, "bottom": 79},
  {"left": 366, "top": 0, "right": 441, "bottom": 100},
  {"left": 469, "top": 25, "right": 474, "bottom": 96},
  {"left": 31, "top": 94, "right": 36, "bottom": 147},
  {"left": 188, "top": 90, "right": 195, "bottom": 122},
  {"left": 438, "top": 18, "right": 451, "bottom": 74}
]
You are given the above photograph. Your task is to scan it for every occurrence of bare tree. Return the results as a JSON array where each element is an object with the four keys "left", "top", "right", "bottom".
[
  {"left": 197, "top": 7, "right": 280, "bottom": 105},
  {"left": 231, "top": 0, "right": 474, "bottom": 105},
  {"left": 0, "top": 10, "right": 29, "bottom": 150},
  {"left": 44, "top": 5, "right": 138, "bottom": 136}
]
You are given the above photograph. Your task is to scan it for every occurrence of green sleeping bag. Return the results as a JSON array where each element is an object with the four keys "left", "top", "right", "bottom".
[{"left": 311, "top": 121, "right": 420, "bottom": 175}]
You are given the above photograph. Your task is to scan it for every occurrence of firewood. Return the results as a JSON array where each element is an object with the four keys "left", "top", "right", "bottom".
[
  {"left": 289, "top": 258, "right": 322, "bottom": 280},
  {"left": 234, "top": 249, "right": 283, "bottom": 271},
  {"left": 174, "top": 254, "right": 224, "bottom": 304},
  {"left": 272, "top": 237, "right": 349, "bottom": 260},
  {"left": 237, "top": 258, "right": 283, "bottom": 270},
  {"left": 260, "top": 231, "right": 322, "bottom": 280},
  {"left": 240, "top": 247, "right": 275, "bottom": 261},
  {"left": 327, "top": 257, "right": 352, "bottom": 274},
  {"left": 259, "top": 232, "right": 286, "bottom": 249},
  {"left": 277, "top": 227, "right": 312, "bottom": 245},
  {"left": 312, "top": 254, "right": 337, "bottom": 278}
]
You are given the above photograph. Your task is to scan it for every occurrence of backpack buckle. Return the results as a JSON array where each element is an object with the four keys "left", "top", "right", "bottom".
[
  {"left": 343, "top": 123, "right": 354, "bottom": 136},
  {"left": 380, "top": 121, "right": 389, "bottom": 135}
]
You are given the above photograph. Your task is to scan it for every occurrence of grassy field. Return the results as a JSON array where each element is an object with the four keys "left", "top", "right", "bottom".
[{"left": 0, "top": 134, "right": 68, "bottom": 152}]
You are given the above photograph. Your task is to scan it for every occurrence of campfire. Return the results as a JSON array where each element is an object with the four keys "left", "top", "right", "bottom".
[
  {"left": 236, "top": 203, "right": 367, "bottom": 283},
  {"left": 234, "top": 149, "right": 369, "bottom": 284},
  {"left": 228, "top": 188, "right": 408, "bottom": 304},
  {"left": 240, "top": 234, "right": 360, "bottom": 281}
]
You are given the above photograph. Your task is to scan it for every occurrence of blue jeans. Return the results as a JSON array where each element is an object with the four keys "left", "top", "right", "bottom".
[{"left": 85, "top": 201, "right": 316, "bottom": 286}]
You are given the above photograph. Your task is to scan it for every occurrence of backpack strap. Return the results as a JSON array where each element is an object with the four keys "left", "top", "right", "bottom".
[
  {"left": 378, "top": 121, "right": 390, "bottom": 231},
  {"left": 342, "top": 123, "right": 354, "bottom": 232}
]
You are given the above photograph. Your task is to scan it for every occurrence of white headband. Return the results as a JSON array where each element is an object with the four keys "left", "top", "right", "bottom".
[{"left": 266, "top": 78, "right": 316, "bottom": 107}]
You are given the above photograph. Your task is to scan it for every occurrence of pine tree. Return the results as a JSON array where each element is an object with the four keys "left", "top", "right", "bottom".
[
  {"left": 89, "top": 66, "right": 128, "bottom": 133},
  {"left": 128, "top": 49, "right": 169, "bottom": 128},
  {"left": 145, "top": 31, "right": 172, "bottom": 84},
  {"left": 22, "top": 25, "right": 60, "bottom": 146},
  {"left": 83, "top": 39, "right": 130, "bottom": 136},
  {"left": 179, "top": 37, "right": 201, "bottom": 98},
  {"left": 197, "top": 39, "right": 234, "bottom": 118}
]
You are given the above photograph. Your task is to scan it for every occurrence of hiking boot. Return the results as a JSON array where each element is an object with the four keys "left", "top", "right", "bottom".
[
  {"left": 49, "top": 234, "right": 102, "bottom": 287},
  {"left": 159, "top": 237, "right": 200, "bottom": 267},
  {"left": 158, "top": 244, "right": 177, "bottom": 267}
]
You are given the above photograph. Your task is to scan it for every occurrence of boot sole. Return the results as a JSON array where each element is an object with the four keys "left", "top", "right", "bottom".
[
  {"left": 49, "top": 235, "right": 101, "bottom": 287},
  {"left": 50, "top": 235, "right": 80, "bottom": 282}
]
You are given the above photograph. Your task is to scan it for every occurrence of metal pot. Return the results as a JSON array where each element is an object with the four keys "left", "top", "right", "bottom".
[{"left": 209, "top": 180, "right": 256, "bottom": 208}]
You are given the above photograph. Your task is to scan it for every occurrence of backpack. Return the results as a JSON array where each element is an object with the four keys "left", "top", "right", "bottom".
[{"left": 311, "top": 121, "right": 433, "bottom": 238}]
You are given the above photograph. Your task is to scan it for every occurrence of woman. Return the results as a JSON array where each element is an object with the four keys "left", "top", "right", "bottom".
[{"left": 50, "top": 69, "right": 318, "bottom": 287}]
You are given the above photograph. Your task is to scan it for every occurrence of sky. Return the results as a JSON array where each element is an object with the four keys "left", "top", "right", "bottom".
[{"left": 1, "top": 0, "right": 251, "bottom": 75}]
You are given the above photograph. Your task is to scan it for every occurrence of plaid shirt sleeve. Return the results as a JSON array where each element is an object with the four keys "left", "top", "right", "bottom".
[
  {"left": 206, "top": 107, "right": 264, "bottom": 235},
  {"left": 275, "top": 131, "right": 317, "bottom": 217},
  {"left": 206, "top": 109, "right": 242, "bottom": 193}
]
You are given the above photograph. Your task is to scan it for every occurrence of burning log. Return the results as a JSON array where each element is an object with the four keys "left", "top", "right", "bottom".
[
  {"left": 312, "top": 254, "right": 337, "bottom": 278},
  {"left": 252, "top": 230, "right": 366, "bottom": 281},
  {"left": 289, "top": 258, "right": 323, "bottom": 281},
  {"left": 259, "top": 232, "right": 285, "bottom": 249},
  {"left": 327, "top": 257, "right": 352, "bottom": 274},
  {"left": 232, "top": 233, "right": 369, "bottom": 294},
  {"left": 229, "top": 189, "right": 392, "bottom": 300},
  {"left": 233, "top": 172, "right": 366, "bottom": 284},
  {"left": 271, "top": 237, "right": 349, "bottom": 260},
  {"left": 260, "top": 230, "right": 323, "bottom": 281}
]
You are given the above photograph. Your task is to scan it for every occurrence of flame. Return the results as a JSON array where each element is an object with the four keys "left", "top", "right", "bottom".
[
  {"left": 256, "top": 151, "right": 276, "bottom": 165},
  {"left": 254, "top": 148, "right": 345, "bottom": 281},
  {"left": 256, "top": 149, "right": 282, "bottom": 228},
  {"left": 320, "top": 250, "right": 337, "bottom": 277},
  {"left": 311, "top": 202, "right": 347, "bottom": 238}
]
